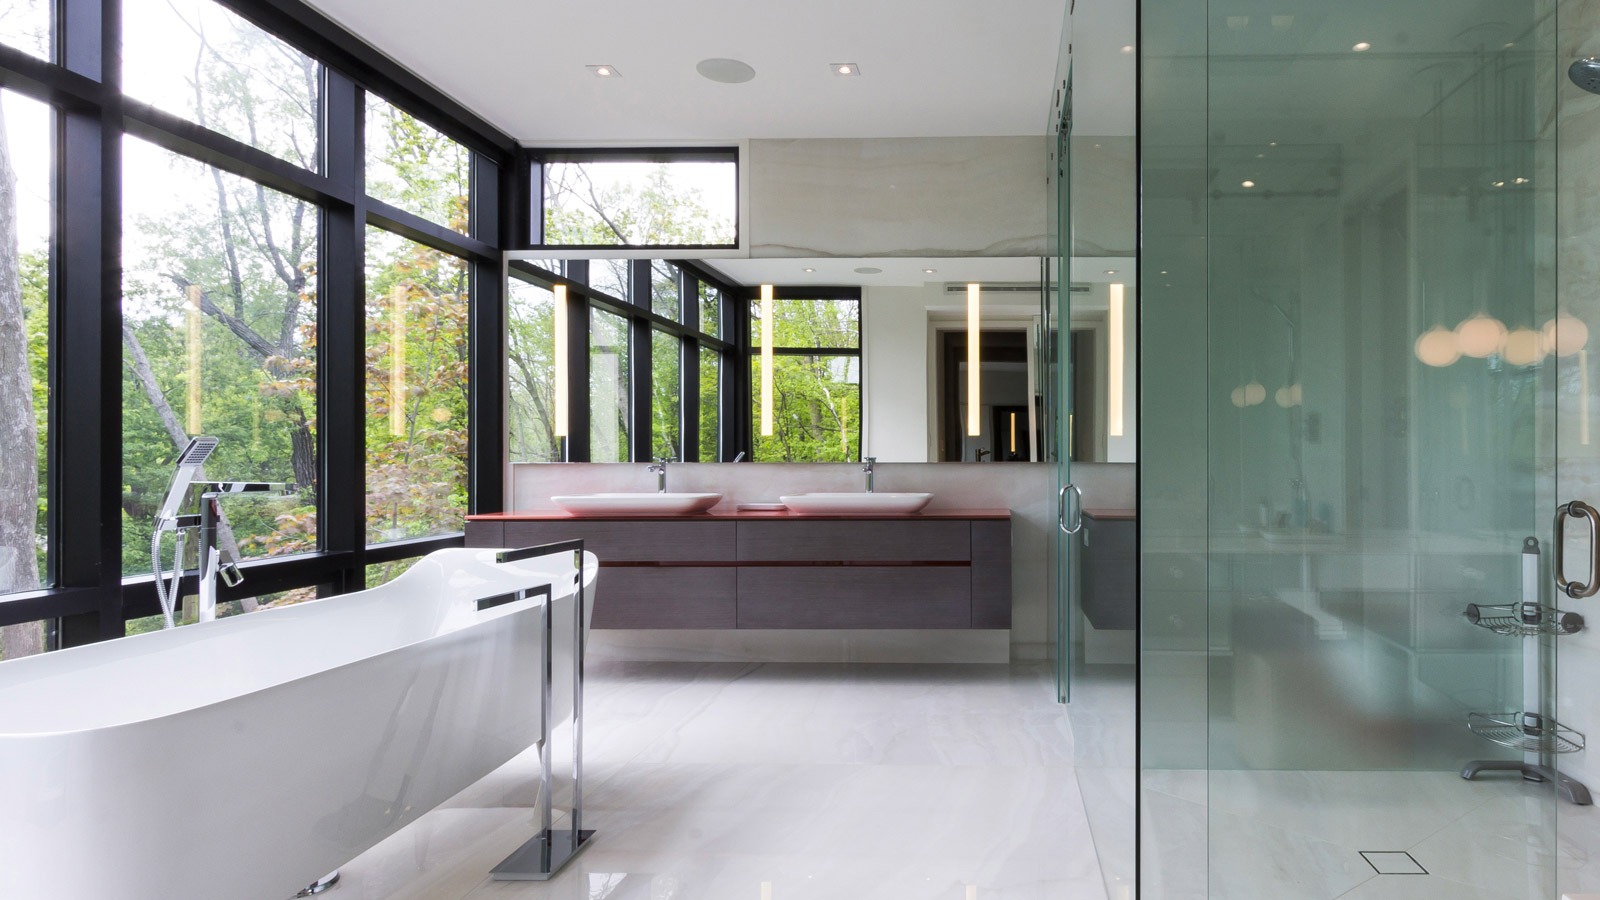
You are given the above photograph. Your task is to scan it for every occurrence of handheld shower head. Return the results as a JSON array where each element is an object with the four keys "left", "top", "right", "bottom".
[{"left": 156, "top": 436, "right": 219, "bottom": 525}]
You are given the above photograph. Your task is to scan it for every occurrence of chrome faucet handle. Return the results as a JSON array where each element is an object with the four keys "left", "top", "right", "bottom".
[{"left": 862, "top": 456, "right": 876, "bottom": 469}]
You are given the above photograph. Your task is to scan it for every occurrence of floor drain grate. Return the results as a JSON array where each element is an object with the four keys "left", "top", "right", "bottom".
[{"left": 1360, "top": 851, "right": 1427, "bottom": 875}]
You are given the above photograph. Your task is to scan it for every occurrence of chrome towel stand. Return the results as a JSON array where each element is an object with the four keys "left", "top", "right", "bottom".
[{"left": 491, "top": 540, "right": 597, "bottom": 879}]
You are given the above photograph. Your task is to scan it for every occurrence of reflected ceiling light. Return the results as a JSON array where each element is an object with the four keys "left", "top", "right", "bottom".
[
  {"left": 553, "top": 285, "right": 569, "bottom": 437},
  {"left": 1121, "top": 45, "right": 1134, "bottom": 54},
  {"left": 696, "top": 58, "right": 755, "bottom": 83},
  {"left": 968, "top": 283, "right": 981, "bottom": 436},
  {"left": 802, "top": 267, "right": 816, "bottom": 273},
  {"left": 1244, "top": 381, "right": 1266, "bottom": 406},
  {"left": 1159, "top": 270, "right": 1168, "bottom": 275},
  {"left": 1104, "top": 269, "right": 1118, "bottom": 275},
  {"left": 923, "top": 268, "right": 937, "bottom": 273},
  {"left": 1414, "top": 326, "right": 1460, "bottom": 367},
  {"left": 1492, "top": 180, "right": 1506, "bottom": 188},
  {"left": 832, "top": 63, "right": 860, "bottom": 76},
  {"left": 1268, "top": 141, "right": 1279, "bottom": 147},
  {"left": 1230, "top": 386, "right": 1248, "bottom": 408},
  {"left": 390, "top": 283, "right": 407, "bottom": 437},
  {"left": 586, "top": 64, "right": 620, "bottom": 77},
  {"left": 1503, "top": 327, "right": 1546, "bottom": 366},
  {"left": 1352, "top": 41, "right": 1372, "bottom": 52},
  {"left": 1109, "top": 284, "right": 1125, "bottom": 436},
  {"left": 1456, "top": 313, "right": 1508, "bottom": 358},
  {"left": 760, "top": 285, "right": 774, "bottom": 436},
  {"left": 1241, "top": 179, "right": 1256, "bottom": 188},
  {"left": 1543, "top": 314, "right": 1590, "bottom": 357},
  {"left": 186, "top": 284, "right": 203, "bottom": 435},
  {"left": 1514, "top": 176, "right": 1530, "bottom": 185}
]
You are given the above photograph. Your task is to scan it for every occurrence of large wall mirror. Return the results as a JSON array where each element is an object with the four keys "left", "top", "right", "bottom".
[{"left": 505, "top": 255, "right": 1134, "bottom": 464}]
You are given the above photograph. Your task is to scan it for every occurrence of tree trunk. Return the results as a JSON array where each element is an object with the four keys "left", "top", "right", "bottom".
[{"left": 0, "top": 98, "right": 46, "bottom": 660}]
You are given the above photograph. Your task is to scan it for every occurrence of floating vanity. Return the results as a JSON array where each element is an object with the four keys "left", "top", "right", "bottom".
[{"left": 465, "top": 509, "right": 1011, "bottom": 631}]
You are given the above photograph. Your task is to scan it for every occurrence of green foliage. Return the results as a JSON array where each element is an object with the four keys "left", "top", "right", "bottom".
[
  {"left": 751, "top": 298, "right": 861, "bottom": 463},
  {"left": 363, "top": 230, "right": 470, "bottom": 543}
]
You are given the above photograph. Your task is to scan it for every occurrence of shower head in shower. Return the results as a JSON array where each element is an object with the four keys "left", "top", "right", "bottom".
[
  {"left": 156, "top": 435, "right": 219, "bottom": 525},
  {"left": 1571, "top": 57, "right": 1600, "bottom": 94}
]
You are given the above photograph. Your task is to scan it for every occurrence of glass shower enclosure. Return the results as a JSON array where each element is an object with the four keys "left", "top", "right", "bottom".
[{"left": 1140, "top": 0, "right": 1600, "bottom": 896}]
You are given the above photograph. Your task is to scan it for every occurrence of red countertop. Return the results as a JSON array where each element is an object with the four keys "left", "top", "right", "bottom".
[{"left": 467, "top": 507, "right": 1012, "bottom": 522}]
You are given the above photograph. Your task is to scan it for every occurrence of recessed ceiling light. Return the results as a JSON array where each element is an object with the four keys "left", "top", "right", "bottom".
[
  {"left": 854, "top": 266, "right": 883, "bottom": 275},
  {"left": 803, "top": 267, "right": 816, "bottom": 273},
  {"left": 1268, "top": 141, "right": 1278, "bottom": 147},
  {"left": 833, "top": 63, "right": 860, "bottom": 76},
  {"left": 696, "top": 58, "right": 756, "bottom": 84},
  {"left": 587, "top": 65, "right": 620, "bottom": 77},
  {"left": 1159, "top": 270, "right": 1169, "bottom": 275},
  {"left": 923, "top": 268, "right": 937, "bottom": 274},
  {"left": 1121, "top": 45, "right": 1134, "bottom": 54},
  {"left": 1241, "top": 180, "right": 1256, "bottom": 188},
  {"left": 1352, "top": 41, "right": 1372, "bottom": 52},
  {"left": 1514, "top": 176, "right": 1529, "bottom": 184},
  {"left": 1104, "top": 269, "right": 1118, "bottom": 275}
]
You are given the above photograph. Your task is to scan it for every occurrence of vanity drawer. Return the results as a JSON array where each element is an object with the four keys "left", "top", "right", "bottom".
[
  {"left": 501, "top": 520, "right": 736, "bottom": 562},
  {"left": 736, "top": 520, "right": 970, "bottom": 562},
  {"left": 591, "top": 567, "right": 737, "bottom": 629},
  {"left": 737, "top": 566, "right": 971, "bottom": 628}
]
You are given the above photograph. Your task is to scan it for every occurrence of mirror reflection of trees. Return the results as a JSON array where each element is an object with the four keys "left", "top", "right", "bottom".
[{"left": 752, "top": 298, "right": 862, "bottom": 463}]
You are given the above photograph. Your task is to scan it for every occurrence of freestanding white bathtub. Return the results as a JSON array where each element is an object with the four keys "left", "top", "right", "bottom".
[{"left": 0, "top": 546, "right": 596, "bottom": 900}]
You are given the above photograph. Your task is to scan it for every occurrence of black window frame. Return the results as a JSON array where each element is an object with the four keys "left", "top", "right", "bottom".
[
  {"left": 523, "top": 146, "right": 742, "bottom": 251},
  {"left": 507, "top": 257, "right": 744, "bottom": 463},
  {"left": 747, "top": 285, "right": 864, "bottom": 464},
  {"left": 0, "top": 0, "right": 517, "bottom": 643}
]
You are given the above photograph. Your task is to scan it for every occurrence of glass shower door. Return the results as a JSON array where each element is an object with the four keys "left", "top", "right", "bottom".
[
  {"left": 1138, "top": 0, "right": 1571, "bottom": 896},
  {"left": 1051, "top": 76, "right": 1077, "bottom": 703}
]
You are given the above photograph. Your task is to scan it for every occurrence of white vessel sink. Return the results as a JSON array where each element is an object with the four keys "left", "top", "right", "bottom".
[
  {"left": 779, "top": 492, "right": 933, "bottom": 515},
  {"left": 551, "top": 492, "right": 722, "bottom": 515}
]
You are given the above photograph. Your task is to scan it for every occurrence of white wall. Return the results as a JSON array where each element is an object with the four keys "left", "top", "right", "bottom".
[{"left": 747, "top": 136, "right": 1049, "bottom": 257}]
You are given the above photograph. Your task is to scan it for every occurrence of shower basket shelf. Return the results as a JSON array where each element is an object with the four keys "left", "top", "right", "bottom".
[
  {"left": 1464, "top": 602, "right": 1585, "bottom": 637},
  {"left": 1466, "top": 711, "right": 1585, "bottom": 755}
]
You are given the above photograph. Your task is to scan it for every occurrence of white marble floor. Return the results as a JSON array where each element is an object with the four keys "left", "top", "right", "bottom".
[
  {"left": 1142, "top": 765, "right": 1600, "bottom": 900},
  {"left": 327, "top": 662, "right": 1112, "bottom": 900}
]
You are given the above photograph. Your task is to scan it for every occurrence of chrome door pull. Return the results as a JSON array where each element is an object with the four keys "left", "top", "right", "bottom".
[
  {"left": 1060, "top": 483, "right": 1084, "bottom": 535},
  {"left": 1555, "top": 500, "right": 1600, "bottom": 598}
]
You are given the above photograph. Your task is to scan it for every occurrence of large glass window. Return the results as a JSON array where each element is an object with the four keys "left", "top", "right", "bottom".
[
  {"left": 364, "top": 227, "right": 469, "bottom": 543},
  {"left": 365, "top": 96, "right": 471, "bottom": 235},
  {"left": 590, "top": 309, "right": 631, "bottom": 461},
  {"left": 122, "top": 0, "right": 321, "bottom": 172},
  {"left": 0, "top": 90, "right": 51, "bottom": 661},
  {"left": 121, "top": 135, "right": 319, "bottom": 577},
  {"left": 0, "top": 0, "right": 49, "bottom": 60},
  {"left": 539, "top": 152, "right": 738, "bottom": 247},
  {"left": 751, "top": 295, "right": 862, "bottom": 462},
  {"left": 507, "top": 275, "right": 560, "bottom": 463}
]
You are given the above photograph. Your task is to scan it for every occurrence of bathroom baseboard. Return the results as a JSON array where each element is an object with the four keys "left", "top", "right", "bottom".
[{"left": 588, "top": 629, "right": 1011, "bottom": 664}]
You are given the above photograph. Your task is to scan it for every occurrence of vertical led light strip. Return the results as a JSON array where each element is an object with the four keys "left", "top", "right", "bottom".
[
  {"left": 760, "top": 284, "right": 774, "bottom": 436},
  {"left": 186, "top": 284, "right": 203, "bottom": 434},
  {"left": 553, "top": 284, "right": 569, "bottom": 437},
  {"left": 1009, "top": 411, "right": 1016, "bottom": 454},
  {"left": 967, "top": 283, "right": 981, "bottom": 436},
  {"left": 1109, "top": 283, "right": 1125, "bottom": 437},
  {"left": 390, "top": 284, "right": 407, "bottom": 437}
]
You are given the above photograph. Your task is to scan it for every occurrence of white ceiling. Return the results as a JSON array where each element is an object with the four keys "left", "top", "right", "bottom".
[{"left": 300, "top": 0, "right": 1126, "bottom": 142}]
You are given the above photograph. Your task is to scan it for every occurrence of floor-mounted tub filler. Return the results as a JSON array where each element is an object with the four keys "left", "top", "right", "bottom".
[{"left": 0, "top": 544, "right": 597, "bottom": 900}]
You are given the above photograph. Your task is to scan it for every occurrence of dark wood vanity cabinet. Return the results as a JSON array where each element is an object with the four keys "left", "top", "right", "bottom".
[
  {"left": 464, "top": 512, "right": 1011, "bottom": 630},
  {"left": 1081, "top": 508, "right": 1136, "bottom": 630}
]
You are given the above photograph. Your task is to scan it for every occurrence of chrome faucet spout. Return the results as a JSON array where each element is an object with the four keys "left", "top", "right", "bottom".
[
  {"left": 648, "top": 457, "right": 674, "bottom": 493},
  {"left": 862, "top": 456, "right": 877, "bottom": 493}
]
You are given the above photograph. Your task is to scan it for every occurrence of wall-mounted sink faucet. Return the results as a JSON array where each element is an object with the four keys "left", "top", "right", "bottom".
[
  {"left": 648, "top": 457, "right": 675, "bottom": 493},
  {"left": 863, "top": 456, "right": 877, "bottom": 493}
]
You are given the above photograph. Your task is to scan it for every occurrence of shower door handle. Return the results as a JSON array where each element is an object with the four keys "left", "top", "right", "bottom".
[
  {"left": 1059, "top": 483, "right": 1084, "bottom": 535},
  {"left": 1554, "top": 500, "right": 1600, "bottom": 598}
]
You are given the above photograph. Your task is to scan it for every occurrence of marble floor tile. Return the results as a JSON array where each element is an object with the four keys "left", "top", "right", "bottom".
[{"left": 337, "top": 662, "right": 1110, "bottom": 900}]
